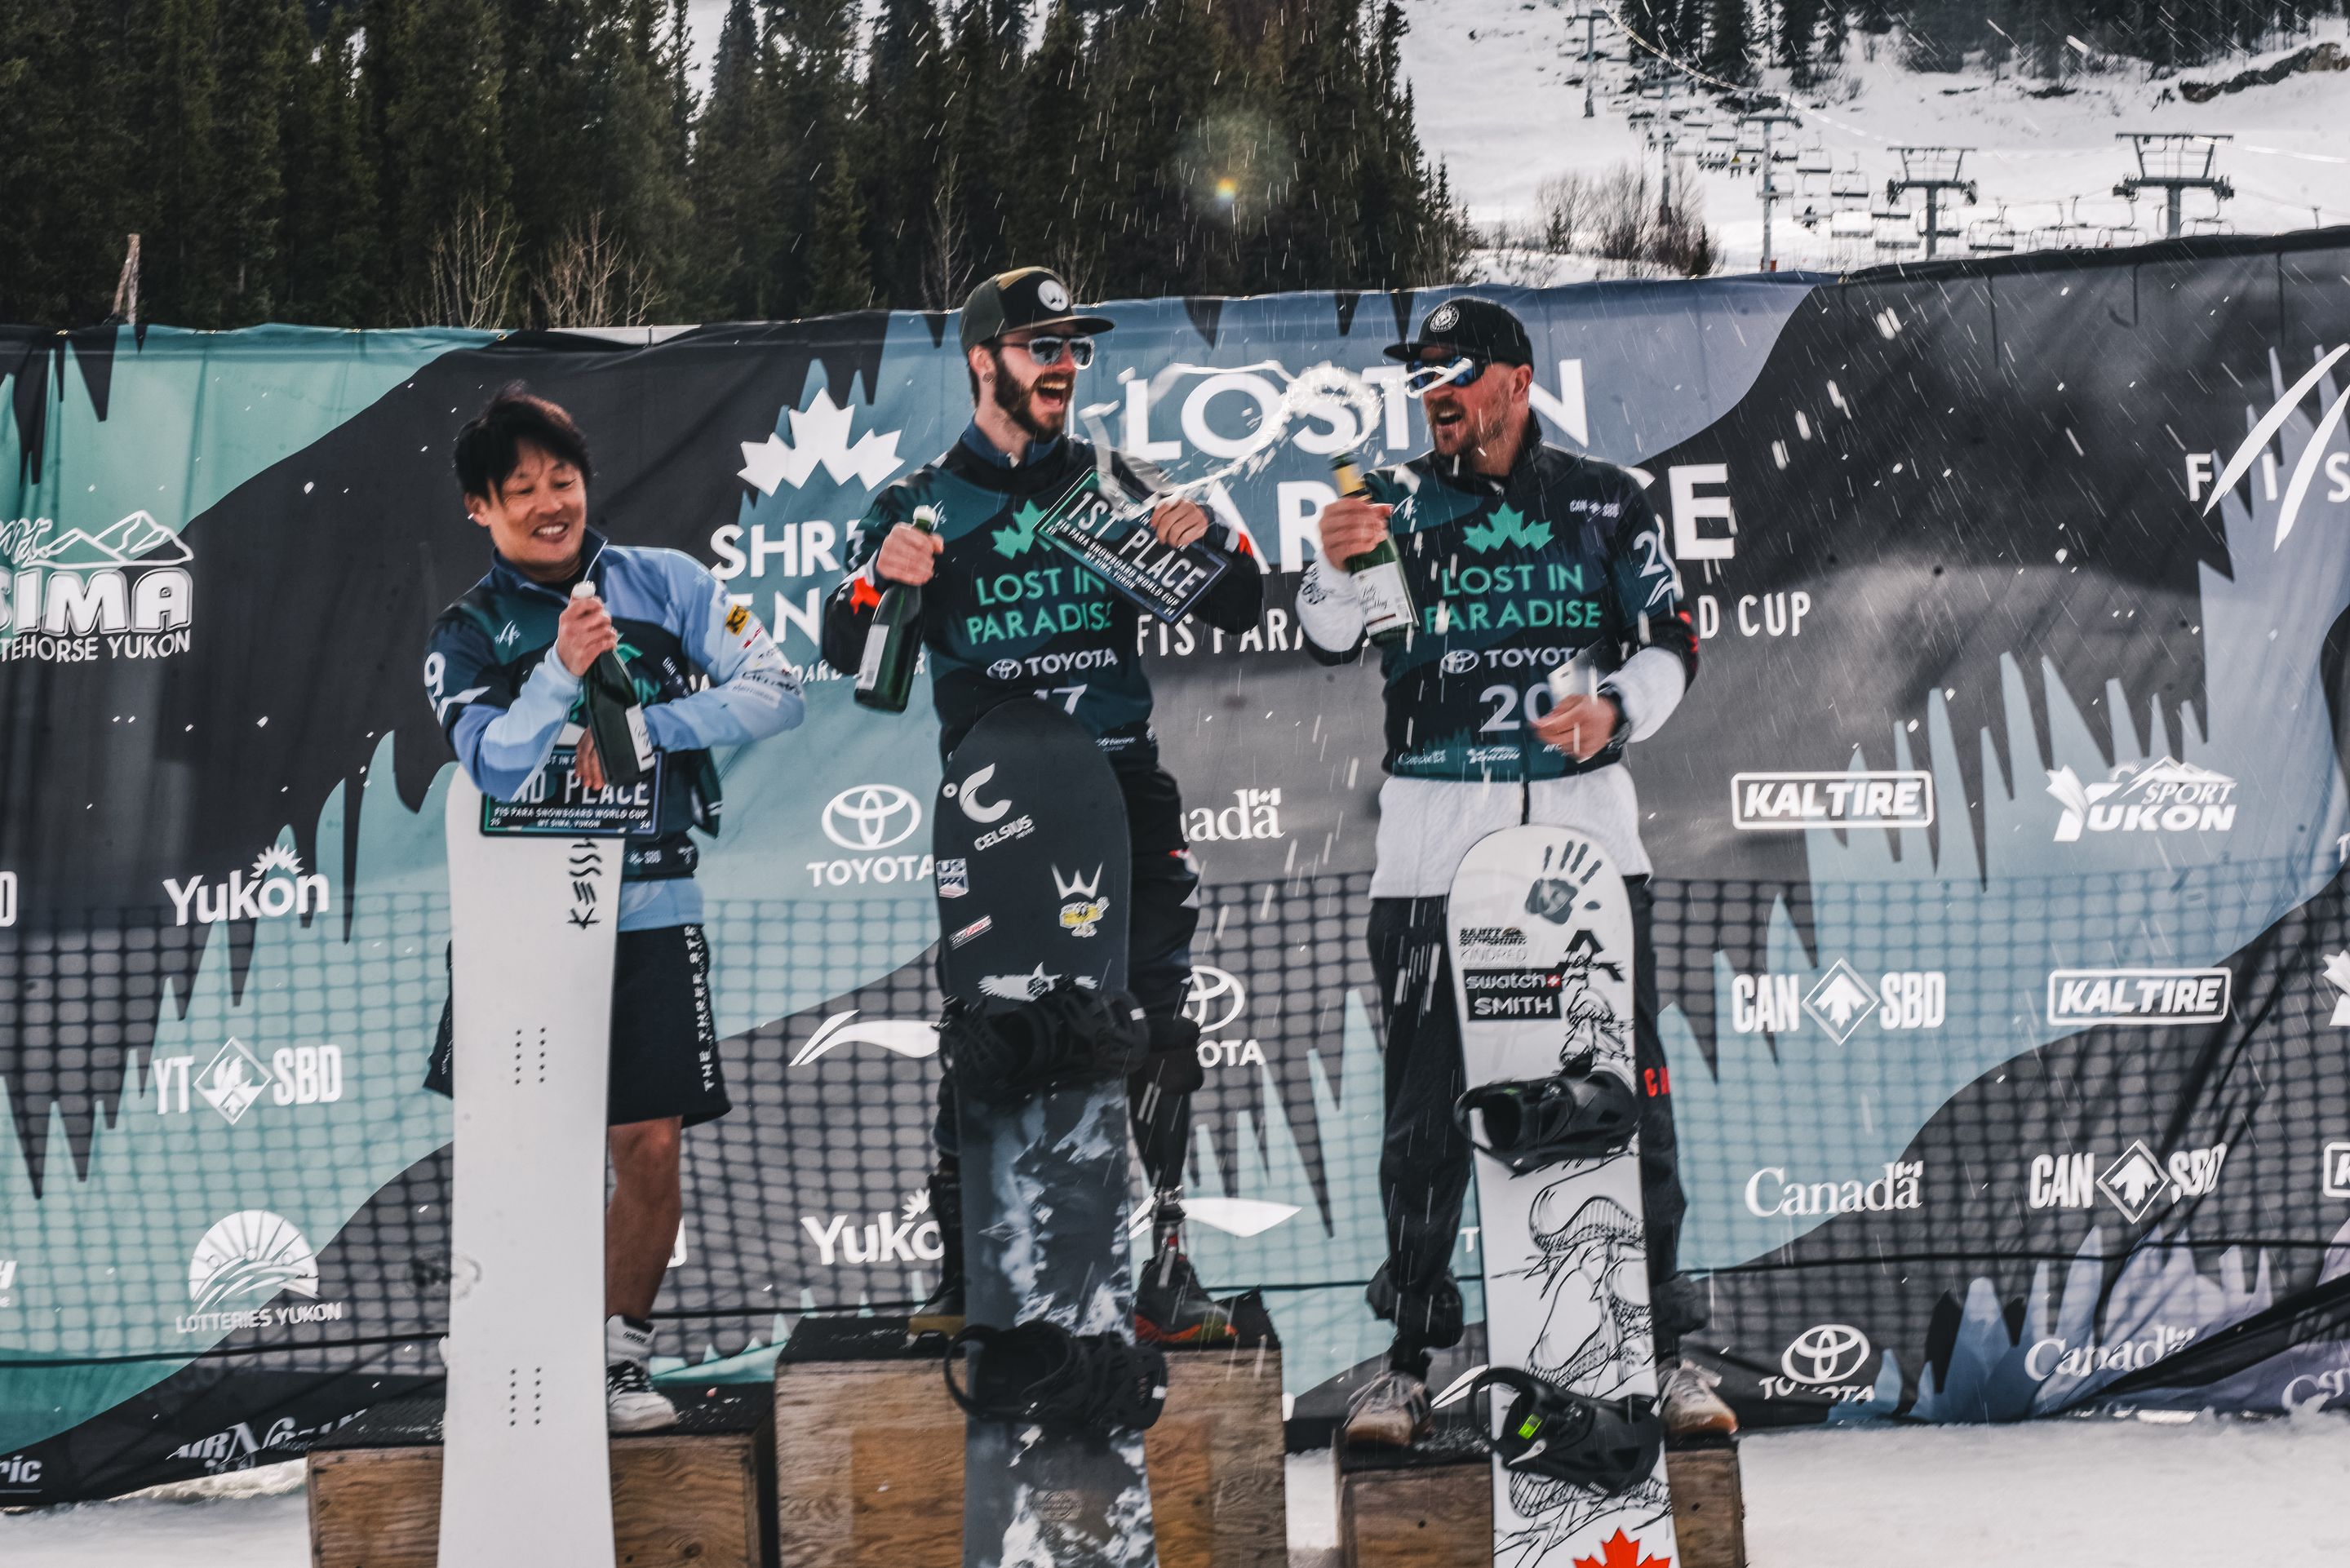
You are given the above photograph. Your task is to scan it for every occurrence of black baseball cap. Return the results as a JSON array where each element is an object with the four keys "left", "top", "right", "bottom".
[
  {"left": 1383, "top": 296, "right": 1534, "bottom": 368},
  {"left": 959, "top": 267, "right": 1115, "bottom": 352}
]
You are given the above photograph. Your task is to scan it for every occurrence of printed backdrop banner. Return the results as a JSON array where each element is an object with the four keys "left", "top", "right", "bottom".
[{"left": 7, "top": 233, "right": 2350, "bottom": 1499}]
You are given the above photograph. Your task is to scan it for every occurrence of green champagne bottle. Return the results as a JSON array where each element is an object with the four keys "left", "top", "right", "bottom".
[
  {"left": 572, "top": 581, "right": 654, "bottom": 786},
  {"left": 854, "top": 505, "right": 939, "bottom": 713},
  {"left": 1330, "top": 456, "right": 1416, "bottom": 646}
]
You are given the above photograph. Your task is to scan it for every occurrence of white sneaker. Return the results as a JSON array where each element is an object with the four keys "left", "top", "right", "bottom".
[{"left": 605, "top": 1314, "right": 678, "bottom": 1433}]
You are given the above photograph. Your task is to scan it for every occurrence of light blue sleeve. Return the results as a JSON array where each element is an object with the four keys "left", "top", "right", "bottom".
[
  {"left": 450, "top": 656, "right": 582, "bottom": 801},
  {"left": 640, "top": 551, "right": 806, "bottom": 752}
]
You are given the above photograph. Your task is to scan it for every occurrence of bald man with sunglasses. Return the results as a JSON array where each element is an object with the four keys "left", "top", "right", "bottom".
[
  {"left": 822, "top": 267, "right": 1265, "bottom": 1347},
  {"left": 1298, "top": 296, "right": 1735, "bottom": 1448}
]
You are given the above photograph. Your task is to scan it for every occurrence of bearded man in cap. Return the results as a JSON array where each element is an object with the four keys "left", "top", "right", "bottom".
[
  {"left": 1297, "top": 295, "right": 1736, "bottom": 1446},
  {"left": 822, "top": 267, "right": 1265, "bottom": 1344}
]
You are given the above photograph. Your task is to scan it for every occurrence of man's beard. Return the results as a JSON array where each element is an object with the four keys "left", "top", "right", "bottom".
[{"left": 991, "top": 354, "right": 1072, "bottom": 441}]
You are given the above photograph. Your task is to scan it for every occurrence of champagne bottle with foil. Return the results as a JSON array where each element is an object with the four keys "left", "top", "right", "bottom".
[
  {"left": 1331, "top": 455, "right": 1416, "bottom": 646},
  {"left": 573, "top": 580, "right": 655, "bottom": 786},
  {"left": 854, "top": 504, "right": 938, "bottom": 713}
]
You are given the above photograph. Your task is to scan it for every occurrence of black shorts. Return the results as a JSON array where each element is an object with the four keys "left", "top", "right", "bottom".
[{"left": 427, "top": 924, "right": 730, "bottom": 1127}]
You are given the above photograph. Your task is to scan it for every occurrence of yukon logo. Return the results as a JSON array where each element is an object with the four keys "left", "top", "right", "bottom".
[
  {"left": 2046, "top": 757, "right": 2237, "bottom": 841},
  {"left": 2046, "top": 967, "right": 2230, "bottom": 1026},
  {"left": 163, "top": 845, "right": 330, "bottom": 928},
  {"left": 2191, "top": 342, "right": 2348, "bottom": 548},
  {"left": 736, "top": 388, "right": 903, "bottom": 494},
  {"left": 1184, "top": 787, "right": 1284, "bottom": 844},
  {"left": 1054, "top": 865, "right": 1110, "bottom": 938},
  {"left": 788, "top": 1010, "right": 940, "bottom": 1066},
  {"left": 822, "top": 783, "right": 921, "bottom": 850},
  {"left": 188, "top": 1211, "right": 318, "bottom": 1313},
  {"left": 1745, "top": 1161, "right": 1923, "bottom": 1217},
  {"left": 0, "top": 511, "right": 195, "bottom": 661},
  {"left": 1731, "top": 771, "right": 1932, "bottom": 831},
  {"left": 800, "top": 1189, "right": 946, "bottom": 1267},
  {"left": 2026, "top": 1140, "right": 2228, "bottom": 1220}
]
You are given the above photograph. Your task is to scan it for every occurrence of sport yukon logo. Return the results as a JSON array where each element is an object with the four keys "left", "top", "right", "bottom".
[
  {"left": 736, "top": 389, "right": 902, "bottom": 493},
  {"left": 0, "top": 511, "right": 195, "bottom": 661},
  {"left": 2046, "top": 758, "right": 2238, "bottom": 841},
  {"left": 188, "top": 1211, "right": 318, "bottom": 1313},
  {"left": 164, "top": 845, "right": 330, "bottom": 928}
]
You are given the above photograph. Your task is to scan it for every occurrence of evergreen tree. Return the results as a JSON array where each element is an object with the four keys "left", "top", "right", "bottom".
[
  {"left": 213, "top": 0, "right": 298, "bottom": 321},
  {"left": 686, "top": 0, "right": 773, "bottom": 319},
  {"left": 1779, "top": 0, "right": 1822, "bottom": 83},
  {"left": 133, "top": 0, "right": 227, "bottom": 326},
  {"left": 809, "top": 150, "right": 876, "bottom": 312},
  {"left": 0, "top": 0, "right": 140, "bottom": 323},
  {"left": 373, "top": 0, "right": 514, "bottom": 322},
  {"left": 1701, "top": 0, "right": 1755, "bottom": 83},
  {"left": 281, "top": 8, "right": 380, "bottom": 326}
]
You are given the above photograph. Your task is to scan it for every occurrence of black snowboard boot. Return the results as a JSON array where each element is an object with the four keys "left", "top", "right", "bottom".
[
  {"left": 1439, "top": 1367, "right": 1662, "bottom": 1495},
  {"left": 943, "top": 1320, "right": 1168, "bottom": 1434},
  {"left": 1133, "top": 1193, "right": 1236, "bottom": 1346},
  {"left": 938, "top": 981, "right": 1150, "bottom": 1101},
  {"left": 908, "top": 1161, "right": 965, "bottom": 1340},
  {"left": 1456, "top": 1051, "right": 1642, "bottom": 1174}
]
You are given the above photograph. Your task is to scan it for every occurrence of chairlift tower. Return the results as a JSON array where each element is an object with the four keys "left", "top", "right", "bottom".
[
  {"left": 1563, "top": 4, "right": 1604, "bottom": 118},
  {"left": 1740, "top": 109, "right": 1803, "bottom": 271},
  {"left": 1887, "top": 146, "right": 1977, "bottom": 260},
  {"left": 2114, "top": 133, "right": 2233, "bottom": 240}
]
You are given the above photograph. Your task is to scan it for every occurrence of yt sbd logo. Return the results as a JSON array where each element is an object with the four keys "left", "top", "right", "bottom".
[
  {"left": 807, "top": 782, "right": 932, "bottom": 889},
  {"left": 2027, "top": 1139, "right": 2229, "bottom": 1223},
  {"left": 1182, "top": 966, "right": 1266, "bottom": 1069},
  {"left": 1728, "top": 959, "right": 1944, "bottom": 1043},
  {"left": 1762, "top": 1323, "right": 1876, "bottom": 1401},
  {"left": 149, "top": 1039, "right": 344, "bottom": 1124}
]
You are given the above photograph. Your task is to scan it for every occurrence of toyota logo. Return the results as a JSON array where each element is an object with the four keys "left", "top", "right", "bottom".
[
  {"left": 1181, "top": 966, "right": 1247, "bottom": 1035},
  {"left": 987, "top": 658, "right": 1022, "bottom": 681},
  {"left": 822, "top": 784, "right": 921, "bottom": 851},
  {"left": 1439, "top": 649, "right": 1480, "bottom": 675},
  {"left": 1780, "top": 1323, "right": 1871, "bottom": 1386}
]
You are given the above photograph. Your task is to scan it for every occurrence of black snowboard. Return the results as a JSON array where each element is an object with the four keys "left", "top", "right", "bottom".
[{"left": 933, "top": 700, "right": 1156, "bottom": 1568}]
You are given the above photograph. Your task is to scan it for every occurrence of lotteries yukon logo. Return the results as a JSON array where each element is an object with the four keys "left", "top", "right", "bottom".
[
  {"left": 1731, "top": 770, "right": 1932, "bottom": 831},
  {"left": 164, "top": 845, "right": 330, "bottom": 928},
  {"left": 0, "top": 511, "right": 195, "bottom": 662},
  {"left": 177, "top": 1210, "right": 345, "bottom": 1335},
  {"left": 2046, "top": 966, "right": 2231, "bottom": 1027},
  {"left": 2045, "top": 757, "right": 2238, "bottom": 841}
]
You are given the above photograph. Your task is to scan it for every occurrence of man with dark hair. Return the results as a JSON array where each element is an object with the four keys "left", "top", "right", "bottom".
[
  {"left": 423, "top": 387, "right": 805, "bottom": 1430},
  {"left": 821, "top": 267, "right": 1264, "bottom": 1344},
  {"left": 1297, "top": 297, "right": 1736, "bottom": 1446}
]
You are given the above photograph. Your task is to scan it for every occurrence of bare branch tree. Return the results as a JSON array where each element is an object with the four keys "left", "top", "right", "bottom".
[
  {"left": 922, "top": 153, "right": 969, "bottom": 312},
  {"left": 534, "top": 211, "right": 662, "bottom": 329},
  {"left": 409, "top": 203, "right": 520, "bottom": 329}
]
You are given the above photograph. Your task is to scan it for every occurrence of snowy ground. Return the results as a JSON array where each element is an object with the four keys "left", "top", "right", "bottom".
[{"left": 9, "top": 1412, "right": 2350, "bottom": 1566}]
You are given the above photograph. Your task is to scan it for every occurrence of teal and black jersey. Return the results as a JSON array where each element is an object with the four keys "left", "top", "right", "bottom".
[
  {"left": 820, "top": 428, "right": 1264, "bottom": 771},
  {"left": 1301, "top": 424, "right": 1699, "bottom": 782}
]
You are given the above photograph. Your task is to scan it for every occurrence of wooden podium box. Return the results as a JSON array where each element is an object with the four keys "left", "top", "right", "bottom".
[
  {"left": 1337, "top": 1433, "right": 1746, "bottom": 1568},
  {"left": 307, "top": 1386, "right": 775, "bottom": 1568},
  {"left": 773, "top": 1313, "right": 1286, "bottom": 1568}
]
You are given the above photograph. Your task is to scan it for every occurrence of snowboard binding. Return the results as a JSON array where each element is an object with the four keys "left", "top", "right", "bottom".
[
  {"left": 942, "top": 1320, "right": 1168, "bottom": 1433},
  {"left": 1434, "top": 1366, "right": 1662, "bottom": 1495},
  {"left": 1454, "top": 1051, "right": 1641, "bottom": 1174},
  {"left": 938, "top": 980, "right": 1151, "bottom": 1101}
]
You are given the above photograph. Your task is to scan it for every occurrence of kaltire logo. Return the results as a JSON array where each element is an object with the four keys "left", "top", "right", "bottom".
[
  {"left": 2046, "top": 758, "right": 2238, "bottom": 841},
  {"left": 1766, "top": 1323, "right": 1874, "bottom": 1402},
  {"left": 2046, "top": 968, "right": 2230, "bottom": 1026},
  {"left": 163, "top": 845, "right": 330, "bottom": 928},
  {"left": 800, "top": 1189, "right": 945, "bottom": 1266},
  {"left": 2321, "top": 1141, "right": 2350, "bottom": 1199},
  {"left": 1731, "top": 771, "right": 1932, "bottom": 831},
  {"left": 0, "top": 511, "right": 196, "bottom": 662},
  {"left": 822, "top": 784, "right": 921, "bottom": 850}
]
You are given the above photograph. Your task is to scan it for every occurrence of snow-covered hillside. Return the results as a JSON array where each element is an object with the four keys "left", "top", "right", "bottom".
[{"left": 1397, "top": 0, "right": 2346, "bottom": 272}]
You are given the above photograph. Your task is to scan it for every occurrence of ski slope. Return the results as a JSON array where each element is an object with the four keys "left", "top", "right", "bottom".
[
  {"left": 1397, "top": 0, "right": 2347, "bottom": 272},
  {"left": 7, "top": 1414, "right": 2350, "bottom": 1566}
]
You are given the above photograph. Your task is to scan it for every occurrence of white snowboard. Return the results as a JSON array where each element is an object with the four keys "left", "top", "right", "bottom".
[
  {"left": 1448, "top": 828, "right": 1677, "bottom": 1568},
  {"left": 437, "top": 770, "right": 621, "bottom": 1568}
]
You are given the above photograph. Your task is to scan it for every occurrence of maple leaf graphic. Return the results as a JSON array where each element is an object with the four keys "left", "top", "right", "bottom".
[
  {"left": 1573, "top": 1529, "right": 1670, "bottom": 1568},
  {"left": 990, "top": 502, "right": 1048, "bottom": 559},
  {"left": 1461, "top": 503, "right": 1553, "bottom": 554}
]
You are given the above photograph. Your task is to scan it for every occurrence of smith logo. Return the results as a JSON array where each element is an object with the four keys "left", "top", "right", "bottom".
[
  {"left": 2046, "top": 758, "right": 2237, "bottom": 841},
  {"left": 1731, "top": 771, "right": 1932, "bottom": 831},
  {"left": 2047, "top": 968, "right": 2230, "bottom": 1026},
  {"left": 0, "top": 511, "right": 195, "bottom": 662}
]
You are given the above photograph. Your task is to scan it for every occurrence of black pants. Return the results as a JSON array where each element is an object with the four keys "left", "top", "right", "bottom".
[
  {"left": 933, "top": 764, "right": 1199, "bottom": 1193},
  {"left": 1368, "top": 877, "right": 1688, "bottom": 1366}
]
